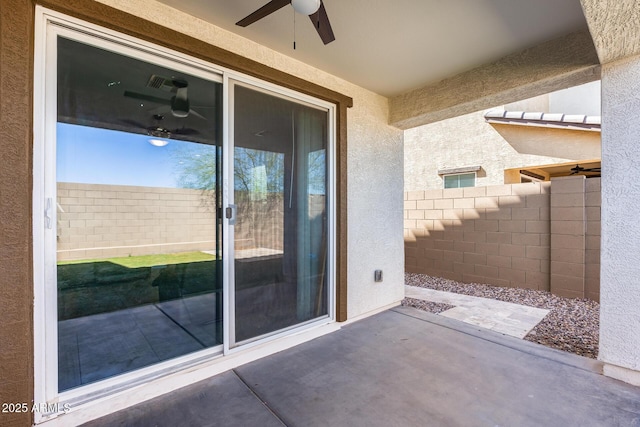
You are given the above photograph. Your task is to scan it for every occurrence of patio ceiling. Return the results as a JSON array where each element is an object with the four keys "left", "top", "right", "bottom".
[{"left": 154, "top": 0, "right": 590, "bottom": 98}]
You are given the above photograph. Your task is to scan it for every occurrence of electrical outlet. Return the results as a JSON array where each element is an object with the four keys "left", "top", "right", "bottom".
[{"left": 374, "top": 270, "right": 383, "bottom": 282}]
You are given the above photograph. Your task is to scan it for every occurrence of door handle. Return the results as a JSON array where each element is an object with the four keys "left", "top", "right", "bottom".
[
  {"left": 45, "top": 198, "right": 53, "bottom": 229},
  {"left": 225, "top": 204, "right": 237, "bottom": 225}
]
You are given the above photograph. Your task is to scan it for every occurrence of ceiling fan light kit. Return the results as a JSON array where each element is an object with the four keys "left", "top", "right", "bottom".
[
  {"left": 291, "top": 0, "right": 320, "bottom": 15},
  {"left": 148, "top": 138, "right": 170, "bottom": 147}
]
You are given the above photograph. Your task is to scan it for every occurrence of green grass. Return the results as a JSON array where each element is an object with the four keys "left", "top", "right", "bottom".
[{"left": 58, "top": 251, "right": 217, "bottom": 268}]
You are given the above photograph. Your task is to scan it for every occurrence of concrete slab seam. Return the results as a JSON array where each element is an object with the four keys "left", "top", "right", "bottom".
[{"left": 232, "top": 369, "right": 289, "bottom": 427}]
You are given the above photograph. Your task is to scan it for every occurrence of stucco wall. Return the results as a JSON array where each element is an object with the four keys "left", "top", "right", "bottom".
[
  {"left": 96, "top": 0, "right": 405, "bottom": 318},
  {"left": 489, "top": 125, "right": 601, "bottom": 161},
  {"left": 347, "top": 90, "right": 405, "bottom": 316},
  {"left": 0, "top": 1, "right": 33, "bottom": 425},
  {"left": 404, "top": 109, "right": 576, "bottom": 191},
  {"left": 506, "top": 81, "right": 601, "bottom": 116},
  {"left": 548, "top": 81, "right": 602, "bottom": 116},
  {"left": 389, "top": 30, "right": 600, "bottom": 129},
  {"left": 599, "top": 54, "right": 640, "bottom": 376}
]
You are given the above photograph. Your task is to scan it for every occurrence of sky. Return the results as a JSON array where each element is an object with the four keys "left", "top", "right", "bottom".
[
  {"left": 56, "top": 123, "right": 209, "bottom": 188},
  {"left": 57, "top": 122, "right": 326, "bottom": 194}
]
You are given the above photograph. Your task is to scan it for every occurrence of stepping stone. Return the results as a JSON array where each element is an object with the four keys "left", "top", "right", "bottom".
[{"left": 405, "top": 285, "right": 549, "bottom": 339}]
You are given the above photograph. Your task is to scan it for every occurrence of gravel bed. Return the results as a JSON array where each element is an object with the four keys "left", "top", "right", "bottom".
[
  {"left": 401, "top": 297, "right": 455, "bottom": 314},
  {"left": 404, "top": 273, "right": 600, "bottom": 359}
]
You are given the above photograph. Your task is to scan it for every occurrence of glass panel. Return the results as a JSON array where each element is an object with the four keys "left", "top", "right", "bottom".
[
  {"left": 444, "top": 175, "right": 459, "bottom": 188},
  {"left": 233, "top": 85, "right": 329, "bottom": 344},
  {"left": 444, "top": 173, "right": 475, "bottom": 188},
  {"left": 56, "top": 37, "right": 222, "bottom": 391},
  {"left": 458, "top": 173, "right": 475, "bottom": 188}
]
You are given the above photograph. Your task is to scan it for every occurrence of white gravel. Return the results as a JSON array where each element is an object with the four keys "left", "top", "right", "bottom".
[{"left": 403, "top": 273, "right": 600, "bottom": 359}]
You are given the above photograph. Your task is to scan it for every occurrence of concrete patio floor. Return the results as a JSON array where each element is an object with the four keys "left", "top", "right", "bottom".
[{"left": 82, "top": 307, "right": 640, "bottom": 427}]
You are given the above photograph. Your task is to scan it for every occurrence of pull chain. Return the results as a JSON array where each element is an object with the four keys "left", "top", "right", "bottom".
[{"left": 293, "top": 8, "right": 297, "bottom": 50}]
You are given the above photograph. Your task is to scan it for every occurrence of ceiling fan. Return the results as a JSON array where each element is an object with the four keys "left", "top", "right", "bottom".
[
  {"left": 120, "top": 115, "right": 201, "bottom": 140},
  {"left": 570, "top": 164, "right": 601, "bottom": 175},
  {"left": 236, "top": 0, "right": 335, "bottom": 45},
  {"left": 124, "top": 76, "right": 206, "bottom": 120}
]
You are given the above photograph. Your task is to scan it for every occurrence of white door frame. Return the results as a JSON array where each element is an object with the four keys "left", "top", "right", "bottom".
[{"left": 224, "top": 78, "right": 336, "bottom": 352}]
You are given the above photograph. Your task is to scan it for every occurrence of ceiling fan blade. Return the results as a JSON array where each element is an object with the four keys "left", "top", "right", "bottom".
[
  {"left": 173, "top": 127, "right": 200, "bottom": 136},
  {"left": 124, "top": 91, "right": 171, "bottom": 105},
  {"left": 309, "top": 1, "right": 335, "bottom": 45},
  {"left": 188, "top": 108, "right": 207, "bottom": 120},
  {"left": 236, "top": 0, "right": 290, "bottom": 27}
]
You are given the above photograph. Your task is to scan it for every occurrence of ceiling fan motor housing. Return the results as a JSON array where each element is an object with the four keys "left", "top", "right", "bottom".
[
  {"left": 291, "top": 0, "right": 320, "bottom": 15},
  {"left": 171, "top": 96, "right": 190, "bottom": 118},
  {"left": 171, "top": 78, "right": 188, "bottom": 89},
  {"left": 147, "top": 126, "right": 171, "bottom": 139}
]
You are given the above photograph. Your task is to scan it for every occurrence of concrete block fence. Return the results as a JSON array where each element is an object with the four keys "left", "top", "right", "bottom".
[
  {"left": 56, "top": 183, "right": 287, "bottom": 262},
  {"left": 404, "top": 176, "right": 601, "bottom": 301},
  {"left": 56, "top": 183, "right": 219, "bottom": 261}
]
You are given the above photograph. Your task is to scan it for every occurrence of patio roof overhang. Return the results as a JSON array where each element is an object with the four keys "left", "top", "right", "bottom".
[
  {"left": 389, "top": 30, "right": 601, "bottom": 129},
  {"left": 505, "top": 159, "right": 602, "bottom": 183},
  {"left": 152, "top": 0, "right": 604, "bottom": 130},
  {"left": 484, "top": 110, "right": 601, "bottom": 132}
]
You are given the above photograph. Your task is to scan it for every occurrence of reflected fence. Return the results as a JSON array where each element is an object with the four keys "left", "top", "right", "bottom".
[{"left": 55, "top": 182, "right": 317, "bottom": 261}]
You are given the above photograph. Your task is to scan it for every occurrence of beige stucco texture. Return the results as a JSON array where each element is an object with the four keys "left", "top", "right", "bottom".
[
  {"left": 404, "top": 110, "right": 578, "bottom": 191},
  {"left": 599, "top": 54, "right": 640, "bottom": 377},
  {"left": 578, "top": 0, "right": 640, "bottom": 383},
  {"left": 489, "top": 124, "right": 600, "bottom": 160},
  {"left": 390, "top": 30, "right": 600, "bottom": 129}
]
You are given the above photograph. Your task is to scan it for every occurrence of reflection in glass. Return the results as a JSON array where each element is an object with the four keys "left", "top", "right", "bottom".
[
  {"left": 233, "top": 85, "right": 329, "bottom": 344},
  {"left": 56, "top": 37, "right": 222, "bottom": 391}
]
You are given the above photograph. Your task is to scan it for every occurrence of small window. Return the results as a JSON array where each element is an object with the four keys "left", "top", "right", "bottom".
[{"left": 443, "top": 173, "right": 476, "bottom": 189}]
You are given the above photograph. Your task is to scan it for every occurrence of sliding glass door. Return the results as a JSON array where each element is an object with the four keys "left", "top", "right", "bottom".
[
  {"left": 38, "top": 14, "right": 334, "bottom": 402},
  {"left": 229, "top": 83, "right": 330, "bottom": 345},
  {"left": 55, "top": 36, "right": 223, "bottom": 391}
]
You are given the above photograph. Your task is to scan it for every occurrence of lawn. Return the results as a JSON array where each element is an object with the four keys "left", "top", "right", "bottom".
[
  {"left": 56, "top": 250, "right": 281, "bottom": 320},
  {"left": 58, "top": 251, "right": 217, "bottom": 268},
  {"left": 57, "top": 251, "right": 220, "bottom": 319}
]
